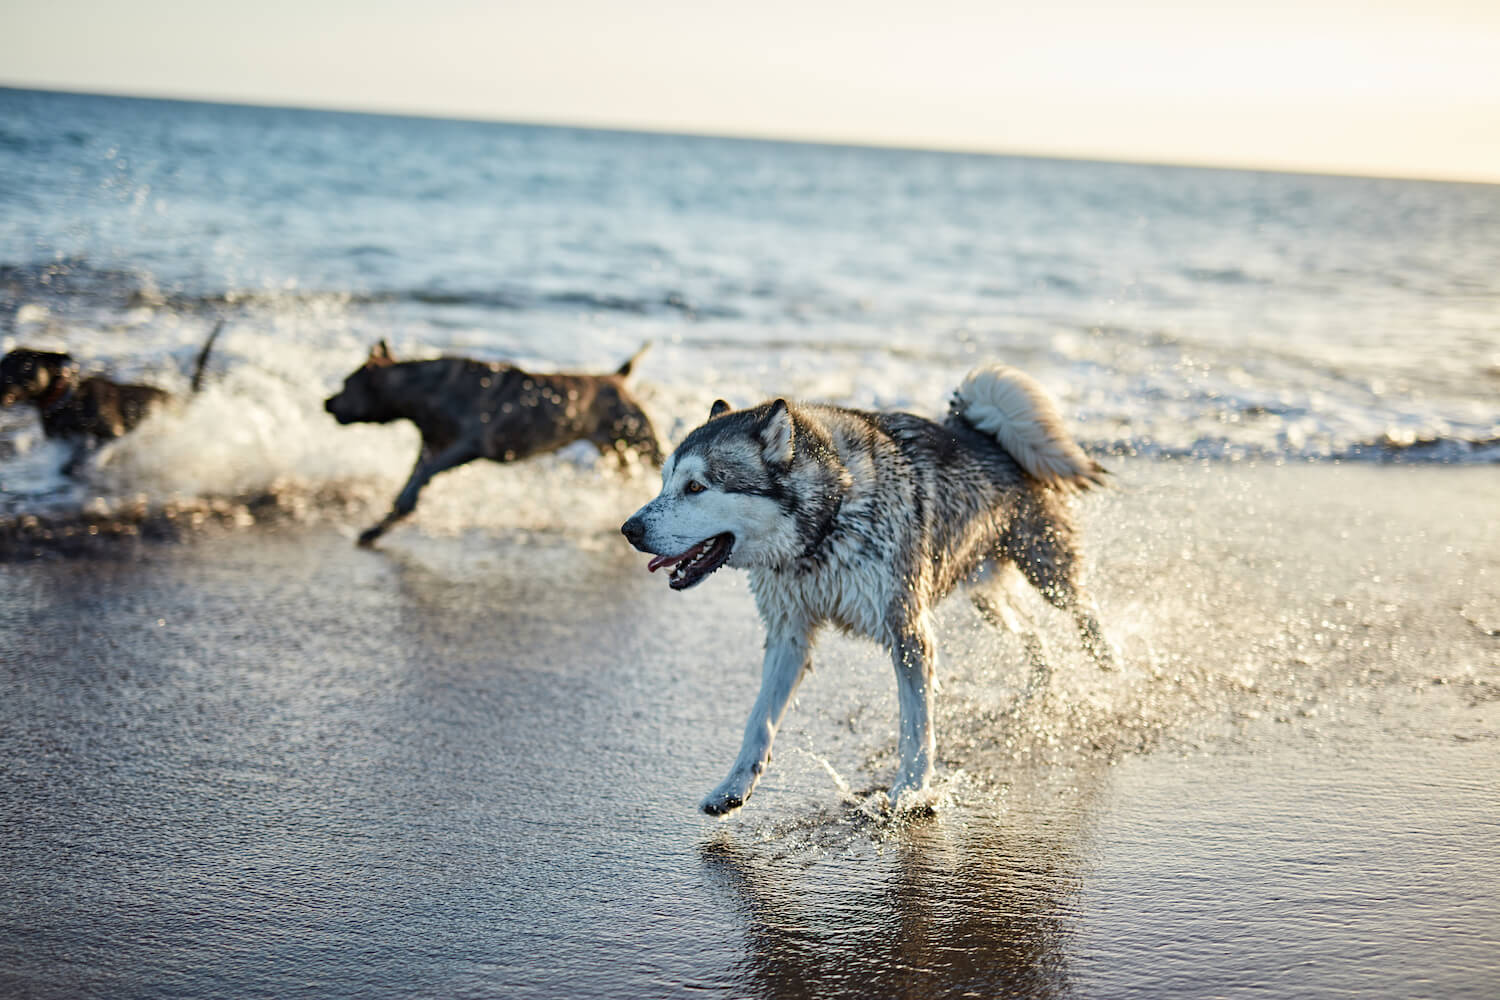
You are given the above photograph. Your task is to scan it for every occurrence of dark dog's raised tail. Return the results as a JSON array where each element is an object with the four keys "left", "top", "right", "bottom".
[
  {"left": 189, "top": 320, "right": 225, "bottom": 394},
  {"left": 616, "top": 341, "right": 651, "bottom": 378}
]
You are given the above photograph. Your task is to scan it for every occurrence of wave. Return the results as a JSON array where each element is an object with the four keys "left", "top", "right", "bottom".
[
  {"left": 2, "top": 258, "right": 161, "bottom": 315},
  {"left": 3, "top": 249, "right": 1496, "bottom": 562},
  {"left": 1, "top": 256, "right": 743, "bottom": 325},
  {"left": 1088, "top": 431, "right": 1500, "bottom": 465},
  {"left": 404, "top": 287, "right": 734, "bottom": 318},
  {"left": 1180, "top": 266, "right": 1267, "bottom": 286},
  {"left": 1336, "top": 432, "right": 1500, "bottom": 464},
  {"left": 0, "top": 126, "right": 88, "bottom": 155}
]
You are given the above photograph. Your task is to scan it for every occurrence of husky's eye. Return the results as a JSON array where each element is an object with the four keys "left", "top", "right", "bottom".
[{"left": 685, "top": 480, "right": 706, "bottom": 495}]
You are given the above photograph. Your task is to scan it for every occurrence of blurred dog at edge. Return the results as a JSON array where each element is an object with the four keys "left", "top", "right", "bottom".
[{"left": 1, "top": 321, "right": 222, "bottom": 472}]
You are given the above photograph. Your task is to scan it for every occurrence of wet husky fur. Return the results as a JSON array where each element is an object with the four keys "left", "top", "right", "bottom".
[
  {"left": 326, "top": 341, "right": 663, "bottom": 546},
  {"left": 621, "top": 364, "right": 1112, "bottom": 815}
]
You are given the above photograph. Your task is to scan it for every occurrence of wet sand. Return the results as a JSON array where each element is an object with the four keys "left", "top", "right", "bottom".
[{"left": 2, "top": 462, "right": 1497, "bottom": 998}]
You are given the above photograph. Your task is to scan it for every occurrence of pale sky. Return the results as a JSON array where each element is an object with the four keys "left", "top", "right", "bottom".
[{"left": 3, "top": 0, "right": 1499, "bottom": 182}]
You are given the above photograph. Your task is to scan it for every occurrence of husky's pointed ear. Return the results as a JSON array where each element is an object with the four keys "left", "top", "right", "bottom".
[
  {"left": 709, "top": 399, "right": 732, "bottom": 420},
  {"left": 758, "top": 398, "right": 794, "bottom": 466}
]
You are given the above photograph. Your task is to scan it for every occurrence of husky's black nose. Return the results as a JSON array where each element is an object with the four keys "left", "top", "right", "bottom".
[{"left": 621, "top": 517, "right": 646, "bottom": 548}]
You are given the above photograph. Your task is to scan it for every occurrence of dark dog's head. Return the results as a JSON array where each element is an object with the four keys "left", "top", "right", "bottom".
[
  {"left": 1, "top": 349, "right": 78, "bottom": 408},
  {"left": 324, "top": 340, "right": 399, "bottom": 424}
]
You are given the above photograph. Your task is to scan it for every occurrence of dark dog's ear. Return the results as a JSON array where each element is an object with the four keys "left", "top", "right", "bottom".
[
  {"left": 368, "top": 340, "right": 395, "bottom": 367},
  {"left": 758, "top": 399, "right": 794, "bottom": 466},
  {"left": 709, "top": 399, "right": 731, "bottom": 420}
]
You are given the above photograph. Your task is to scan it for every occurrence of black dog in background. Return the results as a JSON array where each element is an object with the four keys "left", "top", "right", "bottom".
[
  {"left": 1, "top": 321, "right": 223, "bottom": 471},
  {"left": 325, "top": 341, "right": 663, "bottom": 546}
]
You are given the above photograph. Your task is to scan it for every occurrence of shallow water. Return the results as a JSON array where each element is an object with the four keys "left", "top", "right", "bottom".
[{"left": 2, "top": 463, "right": 1496, "bottom": 998}]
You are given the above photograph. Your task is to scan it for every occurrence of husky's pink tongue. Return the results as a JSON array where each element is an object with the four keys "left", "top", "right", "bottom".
[{"left": 647, "top": 545, "right": 696, "bottom": 573}]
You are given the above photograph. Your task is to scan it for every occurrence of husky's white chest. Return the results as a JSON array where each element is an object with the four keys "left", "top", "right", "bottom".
[{"left": 750, "top": 556, "right": 895, "bottom": 641}]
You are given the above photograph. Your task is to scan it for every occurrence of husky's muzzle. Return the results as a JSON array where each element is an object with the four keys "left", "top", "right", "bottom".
[{"left": 621, "top": 517, "right": 734, "bottom": 591}]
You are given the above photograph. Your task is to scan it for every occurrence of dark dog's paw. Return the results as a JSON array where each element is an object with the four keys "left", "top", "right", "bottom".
[{"left": 356, "top": 527, "right": 383, "bottom": 548}]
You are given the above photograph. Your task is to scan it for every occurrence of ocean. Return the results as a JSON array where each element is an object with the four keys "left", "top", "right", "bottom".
[{"left": 2, "top": 86, "right": 1497, "bottom": 531}]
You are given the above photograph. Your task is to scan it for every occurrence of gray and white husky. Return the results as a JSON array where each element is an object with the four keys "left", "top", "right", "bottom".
[{"left": 621, "top": 364, "right": 1114, "bottom": 815}]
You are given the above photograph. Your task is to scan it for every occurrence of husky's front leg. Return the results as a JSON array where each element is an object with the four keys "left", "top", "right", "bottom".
[
  {"left": 889, "top": 621, "right": 938, "bottom": 809},
  {"left": 701, "top": 624, "right": 812, "bottom": 816}
]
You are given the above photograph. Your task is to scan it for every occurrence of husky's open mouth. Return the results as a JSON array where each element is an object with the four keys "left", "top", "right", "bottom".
[{"left": 647, "top": 533, "right": 734, "bottom": 590}]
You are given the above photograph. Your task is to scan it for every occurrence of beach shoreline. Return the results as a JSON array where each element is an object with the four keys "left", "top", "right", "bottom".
[{"left": 2, "top": 460, "right": 1497, "bottom": 998}]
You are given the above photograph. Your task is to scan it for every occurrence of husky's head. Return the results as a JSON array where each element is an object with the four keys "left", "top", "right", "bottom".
[
  {"left": 324, "top": 340, "right": 399, "bottom": 424},
  {"left": 622, "top": 397, "right": 826, "bottom": 590}
]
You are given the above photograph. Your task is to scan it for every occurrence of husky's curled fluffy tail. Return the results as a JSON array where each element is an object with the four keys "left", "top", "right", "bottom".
[{"left": 951, "top": 363, "right": 1106, "bottom": 493}]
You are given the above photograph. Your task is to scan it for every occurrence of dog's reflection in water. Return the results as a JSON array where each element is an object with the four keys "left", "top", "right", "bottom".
[{"left": 700, "top": 813, "right": 1077, "bottom": 1000}]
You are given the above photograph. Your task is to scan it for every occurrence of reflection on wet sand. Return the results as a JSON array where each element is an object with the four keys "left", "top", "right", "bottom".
[{"left": 701, "top": 788, "right": 1109, "bottom": 1000}]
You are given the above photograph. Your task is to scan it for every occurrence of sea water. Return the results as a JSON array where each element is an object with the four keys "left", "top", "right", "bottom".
[{"left": 2, "top": 87, "right": 1498, "bottom": 532}]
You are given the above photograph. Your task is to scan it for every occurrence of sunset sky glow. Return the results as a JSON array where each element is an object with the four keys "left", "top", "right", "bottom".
[{"left": 4, "top": 0, "right": 1499, "bottom": 182}]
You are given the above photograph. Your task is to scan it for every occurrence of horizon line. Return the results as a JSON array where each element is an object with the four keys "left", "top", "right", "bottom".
[{"left": 4, "top": 80, "right": 1497, "bottom": 189}]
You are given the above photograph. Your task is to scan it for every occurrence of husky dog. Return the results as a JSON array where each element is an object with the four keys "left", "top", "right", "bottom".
[
  {"left": 621, "top": 364, "right": 1113, "bottom": 815},
  {"left": 326, "top": 340, "right": 663, "bottom": 546}
]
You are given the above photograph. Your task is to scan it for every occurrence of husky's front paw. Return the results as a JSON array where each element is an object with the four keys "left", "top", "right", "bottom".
[
  {"left": 700, "top": 782, "right": 751, "bottom": 816},
  {"left": 887, "top": 776, "right": 936, "bottom": 814},
  {"left": 700, "top": 792, "right": 743, "bottom": 816}
]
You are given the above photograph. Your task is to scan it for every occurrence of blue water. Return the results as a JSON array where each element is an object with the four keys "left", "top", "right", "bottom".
[{"left": 2, "top": 87, "right": 1498, "bottom": 522}]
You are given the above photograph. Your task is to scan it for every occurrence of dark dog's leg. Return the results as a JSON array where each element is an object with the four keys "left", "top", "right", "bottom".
[
  {"left": 590, "top": 423, "right": 662, "bottom": 470},
  {"left": 701, "top": 620, "right": 814, "bottom": 816},
  {"left": 589, "top": 437, "right": 634, "bottom": 471},
  {"left": 358, "top": 440, "right": 480, "bottom": 547},
  {"left": 61, "top": 441, "right": 97, "bottom": 477}
]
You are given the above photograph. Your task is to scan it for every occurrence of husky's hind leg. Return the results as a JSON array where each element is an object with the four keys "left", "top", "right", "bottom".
[
  {"left": 1013, "top": 524, "right": 1116, "bottom": 671},
  {"left": 1070, "top": 599, "right": 1115, "bottom": 670},
  {"left": 969, "top": 562, "right": 1051, "bottom": 692}
]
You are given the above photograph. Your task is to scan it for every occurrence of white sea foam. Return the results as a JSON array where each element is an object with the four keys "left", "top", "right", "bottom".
[{"left": 5, "top": 300, "right": 1496, "bottom": 541}]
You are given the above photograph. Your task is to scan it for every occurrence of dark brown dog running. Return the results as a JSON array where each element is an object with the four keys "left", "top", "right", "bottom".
[
  {"left": 1, "top": 321, "right": 222, "bottom": 472},
  {"left": 325, "top": 340, "right": 663, "bottom": 546}
]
